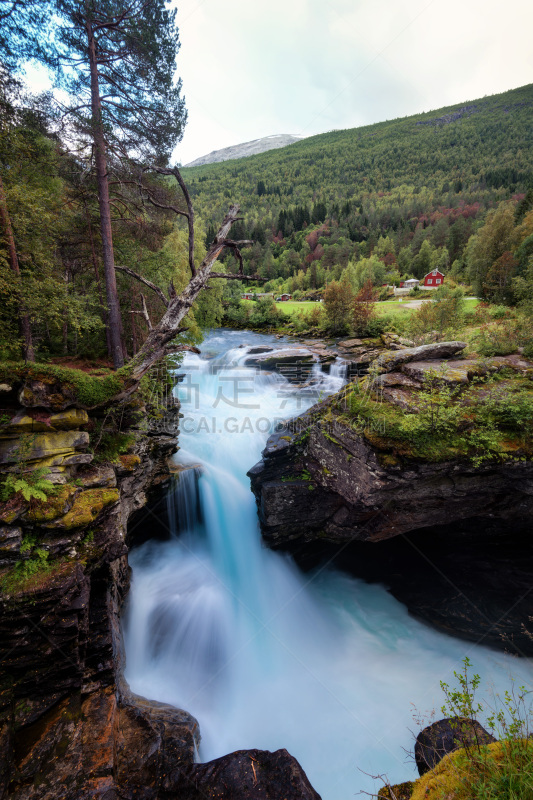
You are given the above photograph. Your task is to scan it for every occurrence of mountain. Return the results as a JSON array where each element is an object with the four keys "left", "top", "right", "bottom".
[
  {"left": 182, "top": 84, "right": 533, "bottom": 290},
  {"left": 184, "top": 134, "right": 303, "bottom": 167}
]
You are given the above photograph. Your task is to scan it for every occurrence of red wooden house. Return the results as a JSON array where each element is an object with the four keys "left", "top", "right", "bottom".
[{"left": 423, "top": 269, "right": 445, "bottom": 287}]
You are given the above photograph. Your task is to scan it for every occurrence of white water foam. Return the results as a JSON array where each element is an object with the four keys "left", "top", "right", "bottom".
[{"left": 123, "top": 329, "right": 532, "bottom": 799}]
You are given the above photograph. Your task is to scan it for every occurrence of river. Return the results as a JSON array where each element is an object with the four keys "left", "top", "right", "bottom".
[{"left": 123, "top": 329, "right": 532, "bottom": 799}]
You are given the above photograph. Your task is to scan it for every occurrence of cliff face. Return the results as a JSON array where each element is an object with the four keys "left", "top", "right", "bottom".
[
  {"left": 248, "top": 416, "right": 533, "bottom": 546},
  {"left": 248, "top": 344, "right": 533, "bottom": 654},
  {"left": 0, "top": 379, "right": 202, "bottom": 800}
]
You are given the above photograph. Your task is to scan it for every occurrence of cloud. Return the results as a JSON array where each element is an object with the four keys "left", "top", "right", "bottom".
[{"left": 174, "top": 0, "right": 532, "bottom": 164}]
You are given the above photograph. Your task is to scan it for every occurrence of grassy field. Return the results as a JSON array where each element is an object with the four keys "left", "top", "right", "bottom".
[
  {"left": 275, "top": 301, "right": 321, "bottom": 317},
  {"left": 271, "top": 298, "right": 480, "bottom": 318}
]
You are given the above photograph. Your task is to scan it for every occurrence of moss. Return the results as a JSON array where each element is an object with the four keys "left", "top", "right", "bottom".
[
  {"left": 0, "top": 362, "right": 127, "bottom": 408},
  {"left": 378, "top": 782, "right": 414, "bottom": 800},
  {"left": 377, "top": 452, "right": 401, "bottom": 467},
  {"left": 25, "top": 485, "right": 78, "bottom": 523},
  {"left": 93, "top": 432, "right": 135, "bottom": 463},
  {"left": 118, "top": 454, "right": 140, "bottom": 471},
  {"left": 53, "top": 488, "right": 119, "bottom": 529},
  {"left": 0, "top": 556, "right": 69, "bottom": 596},
  {"left": 410, "top": 740, "right": 533, "bottom": 800}
]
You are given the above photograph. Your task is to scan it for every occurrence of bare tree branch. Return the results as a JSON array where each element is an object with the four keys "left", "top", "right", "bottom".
[
  {"left": 209, "top": 272, "right": 264, "bottom": 281},
  {"left": 138, "top": 293, "right": 152, "bottom": 329},
  {"left": 146, "top": 166, "right": 196, "bottom": 277},
  {"left": 115, "top": 265, "right": 168, "bottom": 307}
]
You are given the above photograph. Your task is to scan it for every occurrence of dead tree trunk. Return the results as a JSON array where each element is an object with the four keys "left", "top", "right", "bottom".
[{"left": 97, "top": 165, "right": 265, "bottom": 405}]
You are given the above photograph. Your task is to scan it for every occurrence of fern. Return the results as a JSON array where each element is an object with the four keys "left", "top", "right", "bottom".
[{"left": 1, "top": 469, "right": 56, "bottom": 503}]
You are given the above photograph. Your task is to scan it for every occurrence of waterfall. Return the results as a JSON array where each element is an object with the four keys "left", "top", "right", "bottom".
[
  {"left": 166, "top": 467, "right": 203, "bottom": 538},
  {"left": 123, "top": 329, "right": 532, "bottom": 800}
]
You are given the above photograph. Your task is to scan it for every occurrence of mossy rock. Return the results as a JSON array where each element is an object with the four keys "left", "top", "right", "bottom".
[
  {"left": 0, "top": 362, "right": 127, "bottom": 410},
  {"left": 378, "top": 782, "right": 414, "bottom": 800},
  {"left": 411, "top": 740, "right": 533, "bottom": 800},
  {"left": 118, "top": 454, "right": 141, "bottom": 471},
  {"left": 46, "top": 488, "right": 120, "bottom": 529},
  {"left": 24, "top": 484, "right": 78, "bottom": 523},
  {"left": 0, "top": 431, "right": 89, "bottom": 466}
]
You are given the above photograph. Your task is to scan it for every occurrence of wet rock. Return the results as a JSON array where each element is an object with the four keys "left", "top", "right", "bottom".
[
  {"left": 415, "top": 717, "right": 496, "bottom": 776},
  {"left": 244, "top": 348, "right": 317, "bottom": 383},
  {"left": 309, "top": 347, "right": 336, "bottom": 364},
  {"left": 0, "top": 410, "right": 181, "bottom": 800},
  {"left": 0, "top": 525, "right": 22, "bottom": 566},
  {"left": 247, "top": 345, "right": 274, "bottom": 354},
  {"left": 244, "top": 347, "right": 315, "bottom": 368},
  {"left": 374, "top": 341, "right": 467, "bottom": 373},
  {"left": 174, "top": 748, "right": 321, "bottom": 800},
  {"left": 115, "top": 694, "right": 199, "bottom": 797},
  {"left": 342, "top": 348, "right": 383, "bottom": 375}
]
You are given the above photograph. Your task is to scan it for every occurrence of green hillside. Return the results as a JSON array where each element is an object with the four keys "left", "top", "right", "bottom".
[{"left": 183, "top": 84, "right": 533, "bottom": 293}]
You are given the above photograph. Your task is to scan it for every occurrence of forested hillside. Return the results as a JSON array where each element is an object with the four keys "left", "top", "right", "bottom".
[{"left": 184, "top": 84, "right": 533, "bottom": 298}]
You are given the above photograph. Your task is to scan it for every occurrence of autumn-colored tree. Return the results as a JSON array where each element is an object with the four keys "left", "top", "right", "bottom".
[{"left": 352, "top": 279, "right": 377, "bottom": 335}]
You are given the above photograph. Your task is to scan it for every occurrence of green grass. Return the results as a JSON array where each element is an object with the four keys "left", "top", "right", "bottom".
[
  {"left": 375, "top": 297, "right": 479, "bottom": 317},
  {"left": 275, "top": 301, "right": 322, "bottom": 317}
]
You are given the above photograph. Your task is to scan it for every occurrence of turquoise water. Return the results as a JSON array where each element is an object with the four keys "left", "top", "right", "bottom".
[{"left": 123, "top": 329, "right": 532, "bottom": 799}]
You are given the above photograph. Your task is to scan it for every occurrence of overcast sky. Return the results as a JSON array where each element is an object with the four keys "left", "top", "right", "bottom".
[{"left": 173, "top": 0, "right": 533, "bottom": 164}]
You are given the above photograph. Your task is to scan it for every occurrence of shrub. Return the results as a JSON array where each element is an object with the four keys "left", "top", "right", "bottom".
[
  {"left": 473, "top": 322, "right": 520, "bottom": 356},
  {"left": 352, "top": 279, "right": 378, "bottom": 335},
  {"left": 248, "top": 296, "right": 285, "bottom": 328},
  {"left": 411, "top": 658, "right": 533, "bottom": 800}
]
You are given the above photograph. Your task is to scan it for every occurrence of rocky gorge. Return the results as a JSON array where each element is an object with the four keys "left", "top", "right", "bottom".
[
  {"left": 0, "top": 331, "right": 532, "bottom": 799},
  {"left": 248, "top": 339, "right": 533, "bottom": 655},
  {"left": 0, "top": 362, "right": 322, "bottom": 799}
]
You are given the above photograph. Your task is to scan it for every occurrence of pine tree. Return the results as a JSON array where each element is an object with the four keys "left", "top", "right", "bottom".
[{"left": 53, "top": 0, "right": 187, "bottom": 367}]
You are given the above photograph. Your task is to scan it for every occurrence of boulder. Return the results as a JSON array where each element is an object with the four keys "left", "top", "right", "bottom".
[
  {"left": 381, "top": 387, "right": 418, "bottom": 411},
  {"left": 249, "top": 408, "right": 533, "bottom": 549},
  {"left": 415, "top": 717, "right": 496, "bottom": 776},
  {"left": 338, "top": 338, "right": 364, "bottom": 349},
  {"left": 244, "top": 348, "right": 315, "bottom": 368},
  {"left": 374, "top": 342, "right": 467, "bottom": 373},
  {"left": 246, "top": 345, "right": 274, "bottom": 355},
  {"left": 401, "top": 359, "right": 489, "bottom": 385},
  {"left": 244, "top": 348, "right": 317, "bottom": 383},
  {"left": 491, "top": 354, "right": 533, "bottom": 373},
  {"left": 374, "top": 372, "right": 420, "bottom": 389},
  {"left": 115, "top": 694, "right": 200, "bottom": 796},
  {"left": 174, "top": 748, "right": 322, "bottom": 799}
]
